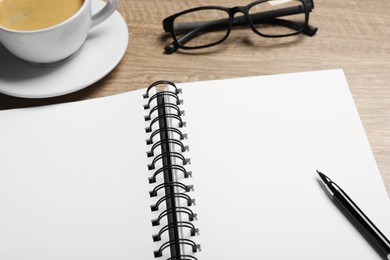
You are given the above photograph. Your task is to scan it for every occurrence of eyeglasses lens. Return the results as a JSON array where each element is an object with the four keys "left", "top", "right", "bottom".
[
  {"left": 173, "top": 9, "right": 230, "bottom": 48},
  {"left": 248, "top": 0, "right": 306, "bottom": 36}
]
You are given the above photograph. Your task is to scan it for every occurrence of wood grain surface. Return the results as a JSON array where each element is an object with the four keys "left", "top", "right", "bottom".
[{"left": 1, "top": 0, "right": 389, "bottom": 196}]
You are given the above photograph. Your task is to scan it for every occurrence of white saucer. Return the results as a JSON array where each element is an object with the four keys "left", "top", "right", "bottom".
[{"left": 0, "top": 0, "right": 129, "bottom": 98}]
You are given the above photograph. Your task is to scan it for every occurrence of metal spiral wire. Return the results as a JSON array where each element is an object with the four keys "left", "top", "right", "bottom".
[{"left": 144, "top": 81, "right": 200, "bottom": 260}]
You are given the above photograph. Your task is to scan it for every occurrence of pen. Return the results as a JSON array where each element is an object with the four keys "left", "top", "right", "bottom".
[{"left": 317, "top": 170, "right": 390, "bottom": 260}]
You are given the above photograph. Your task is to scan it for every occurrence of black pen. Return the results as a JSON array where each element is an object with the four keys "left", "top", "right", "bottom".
[{"left": 317, "top": 170, "right": 390, "bottom": 260}]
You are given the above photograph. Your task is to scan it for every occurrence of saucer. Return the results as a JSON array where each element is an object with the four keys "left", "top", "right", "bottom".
[{"left": 0, "top": 0, "right": 129, "bottom": 98}]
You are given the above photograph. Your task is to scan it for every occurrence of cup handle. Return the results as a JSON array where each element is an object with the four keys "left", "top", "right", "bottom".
[{"left": 91, "top": 0, "right": 118, "bottom": 28}]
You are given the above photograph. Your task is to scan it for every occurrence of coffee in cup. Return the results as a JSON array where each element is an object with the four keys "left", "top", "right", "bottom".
[
  {"left": 0, "top": 0, "right": 118, "bottom": 64},
  {"left": 0, "top": 0, "right": 84, "bottom": 31}
]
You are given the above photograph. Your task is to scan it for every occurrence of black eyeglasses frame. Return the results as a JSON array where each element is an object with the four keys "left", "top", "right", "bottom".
[{"left": 162, "top": 0, "right": 316, "bottom": 54}]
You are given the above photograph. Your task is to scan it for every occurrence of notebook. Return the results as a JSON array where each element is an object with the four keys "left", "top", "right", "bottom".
[{"left": 0, "top": 69, "right": 389, "bottom": 260}]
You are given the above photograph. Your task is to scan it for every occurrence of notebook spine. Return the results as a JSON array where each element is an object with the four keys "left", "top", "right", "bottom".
[{"left": 143, "top": 81, "right": 200, "bottom": 260}]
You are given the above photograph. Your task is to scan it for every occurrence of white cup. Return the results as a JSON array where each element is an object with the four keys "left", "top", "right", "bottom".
[{"left": 0, "top": 0, "right": 118, "bottom": 64}]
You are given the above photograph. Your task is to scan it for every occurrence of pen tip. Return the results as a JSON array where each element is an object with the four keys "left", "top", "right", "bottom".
[{"left": 316, "top": 170, "right": 330, "bottom": 183}]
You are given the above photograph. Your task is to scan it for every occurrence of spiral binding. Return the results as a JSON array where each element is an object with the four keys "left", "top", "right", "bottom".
[{"left": 144, "top": 81, "right": 200, "bottom": 260}]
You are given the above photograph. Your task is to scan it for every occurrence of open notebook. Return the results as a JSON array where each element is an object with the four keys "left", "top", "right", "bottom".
[{"left": 0, "top": 69, "right": 389, "bottom": 260}]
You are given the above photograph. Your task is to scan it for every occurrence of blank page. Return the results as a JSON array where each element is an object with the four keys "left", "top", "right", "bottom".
[
  {"left": 0, "top": 90, "right": 155, "bottom": 260},
  {"left": 177, "top": 69, "right": 390, "bottom": 259}
]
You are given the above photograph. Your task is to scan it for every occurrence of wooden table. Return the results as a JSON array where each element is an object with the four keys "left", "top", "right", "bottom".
[{"left": 1, "top": 0, "right": 389, "bottom": 196}]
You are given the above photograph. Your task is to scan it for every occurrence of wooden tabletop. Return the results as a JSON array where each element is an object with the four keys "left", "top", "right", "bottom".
[{"left": 1, "top": 0, "right": 389, "bottom": 196}]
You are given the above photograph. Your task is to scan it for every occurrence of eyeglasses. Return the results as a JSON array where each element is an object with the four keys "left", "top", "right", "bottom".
[{"left": 162, "top": 0, "right": 317, "bottom": 54}]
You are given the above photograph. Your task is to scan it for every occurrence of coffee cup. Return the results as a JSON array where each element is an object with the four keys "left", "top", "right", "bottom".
[{"left": 0, "top": 0, "right": 118, "bottom": 64}]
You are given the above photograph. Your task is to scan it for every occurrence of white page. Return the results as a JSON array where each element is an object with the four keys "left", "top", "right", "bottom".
[
  {"left": 176, "top": 69, "right": 390, "bottom": 259},
  {"left": 0, "top": 90, "right": 156, "bottom": 259}
]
